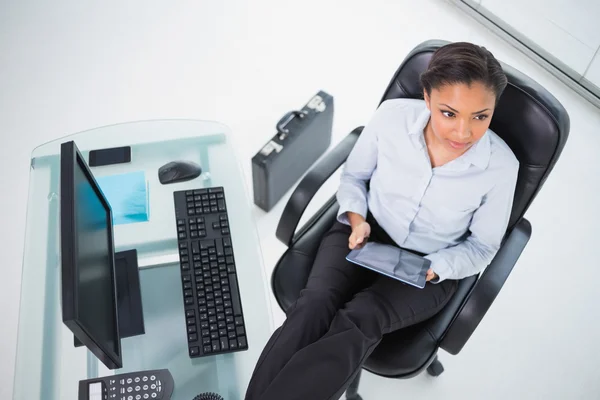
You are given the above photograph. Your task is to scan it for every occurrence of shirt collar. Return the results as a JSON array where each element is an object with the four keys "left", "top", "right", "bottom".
[{"left": 407, "top": 107, "right": 491, "bottom": 170}]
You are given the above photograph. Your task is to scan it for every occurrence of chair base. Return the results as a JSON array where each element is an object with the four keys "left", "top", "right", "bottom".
[{"left": 426, "top": 356, "right": 444, "bottom": 377}]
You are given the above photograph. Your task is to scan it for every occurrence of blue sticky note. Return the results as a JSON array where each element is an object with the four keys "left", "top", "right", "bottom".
[{"left": 96, "top": 171, "right": 149, "bottom": 225}]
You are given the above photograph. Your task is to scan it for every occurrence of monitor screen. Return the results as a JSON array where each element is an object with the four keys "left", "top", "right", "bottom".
[
  {"left": 61, "top": 141, "right": 122, "bottom": 369},
  {"left": 74, "top": 158, "right": 119, "bottom": 356}
]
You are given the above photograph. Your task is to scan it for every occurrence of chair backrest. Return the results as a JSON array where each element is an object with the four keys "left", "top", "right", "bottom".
[{"left": 379, "top": 40, "right": 570, "bottom": 229}]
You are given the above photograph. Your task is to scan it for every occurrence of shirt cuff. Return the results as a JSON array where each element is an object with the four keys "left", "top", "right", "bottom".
[
  {"left": 424, "top": 252, "right": 453, "bottom": 284},
  {"left": 336, "top": 201, "right": 368, "bottom": 226}
]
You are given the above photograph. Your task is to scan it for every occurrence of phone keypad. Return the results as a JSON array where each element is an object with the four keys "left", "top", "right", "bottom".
[{"left": 108, "top": 374, "right": 164, "bottom": 400}]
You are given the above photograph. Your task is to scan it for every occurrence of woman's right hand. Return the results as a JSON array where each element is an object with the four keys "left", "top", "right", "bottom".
[{"left": 349, "top": 221, "right": 371, "bottom": 250}]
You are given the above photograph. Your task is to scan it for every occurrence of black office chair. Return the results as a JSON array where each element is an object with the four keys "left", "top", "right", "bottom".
[{"left": 271, "top": 40, "right": 570, "bottom": 399}]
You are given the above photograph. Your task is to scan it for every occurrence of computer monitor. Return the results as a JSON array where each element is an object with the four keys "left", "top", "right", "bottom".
[{"left": 60, "top": 140, "right": 123, "bottom": 369}]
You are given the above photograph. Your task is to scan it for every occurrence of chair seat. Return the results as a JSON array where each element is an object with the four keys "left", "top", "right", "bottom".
[{"left": 271, "top": 199, "right": 478, "bottom": 378}]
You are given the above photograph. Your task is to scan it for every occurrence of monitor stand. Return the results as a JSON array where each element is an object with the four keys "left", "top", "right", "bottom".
[{"left": 75, "top": 249, "right": 145, "bottom": 347}]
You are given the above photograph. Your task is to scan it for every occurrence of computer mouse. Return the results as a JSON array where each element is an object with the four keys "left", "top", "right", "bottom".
[{"left": 158, "top": 160, "right": 202, "bottom": 184}]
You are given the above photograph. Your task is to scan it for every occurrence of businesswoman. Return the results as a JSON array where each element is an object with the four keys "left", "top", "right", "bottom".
[{"left": 245, "top": 42, "right": 519, "bottom": 400}]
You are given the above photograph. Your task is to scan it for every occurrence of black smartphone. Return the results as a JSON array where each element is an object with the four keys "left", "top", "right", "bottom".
[{"left": 89, "top": 146, "right": 131, "bottom": 167}]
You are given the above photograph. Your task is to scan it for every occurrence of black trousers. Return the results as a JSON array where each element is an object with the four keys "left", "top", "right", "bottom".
[{"left": 245, "top": 217, "right": 458, "bottom": 400}]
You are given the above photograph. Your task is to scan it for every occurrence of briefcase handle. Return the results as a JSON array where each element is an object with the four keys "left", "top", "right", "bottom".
[{"left": 276, "top": 110, "right": 308, "bottom": 140}]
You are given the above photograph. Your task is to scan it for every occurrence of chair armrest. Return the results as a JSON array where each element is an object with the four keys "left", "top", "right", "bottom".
[
  {"left": 276, "top": 127, "right": 363, "bottom": 247},
  {"left": 440, "top": 217, "right": 532, "bottom": 355}
]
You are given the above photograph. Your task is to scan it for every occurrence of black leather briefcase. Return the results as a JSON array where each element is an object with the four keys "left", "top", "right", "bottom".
[{"left": 252, "top": 91, "right": 334, "bottom": 212}]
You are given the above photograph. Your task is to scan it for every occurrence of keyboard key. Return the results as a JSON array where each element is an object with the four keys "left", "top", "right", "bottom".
[
  {"left": 229, "top": 340, "right": 238, "bottom": 350},
  {"left": 182, "top": 275, "right": 191, "bottom": 283},
  {"left": 229, "top": 274, "right": 243, "bottom": 316},
  {"left": 228, "top": 331, "right": 237, "bottom": 339},
  {"left": 227, "top": 323, "right": 235, "bottom": 332},
  {"left": 177, "top": 219, "right": 185, "bottom": 226},
  {"left": 189, "top": 347, "right": 199, "bottom": 356},
  {"left": 209, "top": 187, "right": 223, "bottom": 193},
  {"left": 185, "top": 298, "right": 194, "bottom": 305},
  {"left": 201, "top": 321, "right": 209, "bottom": 329},
  {"left": 186, "top": 310, "right": 195, "bottom": 318},
  {"left": 221, "top": 228, "right": 230, "bottom": 235},
  {"left": 220, "top": 337, "right": 229, "bottom": 351},
  {"left": 223, "top": 237, "right": 232, "bottom": 247},
  {"left": 236, "top": 326, "right": 245, "bottom": 336},
  {"left": 210, "top": 332, "right": 219, "bottom": 340},
  {"left": 235, "top": 316, "right": 244, "bottom": 327},
  {"left": 219, "top": 329, "right": 227, "bottom": 337},
  {"left": 183, "top": 282, "right": 192, "bottom": 290},
  {"left": 188, "top": 333, "right": 197, "bottom": 342},
  {"left": 200, "top": 240, "right": 215, "bottom": 250},
  {"left": 218, "top": 321, "right": 226, "bottom": 329},
  {"left": 203, "top": 337, "right": 211, "bottom": 345},
  {"left": 212, "top": 340, "right": 220, "bottom": 352},
  {"left": 215, "top": 239, "right": 224, "bottom": 257},
  {"left": 187, "top": 317, "right": 196, "bottom": 326},
  {"left": 202, "top": 329, "right": 210, "bottom": 337},
  {"left": 225, "top": 248, "right": 233, "bottom": 256},
  {"left": 210, "top": 324, "right": 218, "bottom": 332},
  {"left": 187, "top": 326, "right": 196, "bottom": 334},
  {"left": 226, "top": 316, "right": 234, "bottom": 324},
  {"left": 204, "top": 346, "right": 212, "bottom": 354}
]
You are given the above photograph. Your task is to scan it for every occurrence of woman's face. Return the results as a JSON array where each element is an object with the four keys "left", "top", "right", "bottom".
[{"left": 423, "top": 81, "right": 496, "bottom": 154}]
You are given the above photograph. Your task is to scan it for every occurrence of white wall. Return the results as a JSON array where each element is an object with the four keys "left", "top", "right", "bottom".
[
  {"left": 479, "top": 0, "right": 600, "bottom": 76},
  {"left": 585, "top": 53, "right": 600, "bottom": 87}
]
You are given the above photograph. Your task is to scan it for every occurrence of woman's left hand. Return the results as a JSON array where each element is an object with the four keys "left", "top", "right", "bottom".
[{"left": 426, "top": 269, "right": 438, "bottom": 282}]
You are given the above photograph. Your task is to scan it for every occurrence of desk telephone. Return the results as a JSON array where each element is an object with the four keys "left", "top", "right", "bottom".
[
  {"left": 78, "top": 368, "right": 224, "bottom": 400},
  {"left": 78, "top": 369, "right": 174, "bottom": 400}
]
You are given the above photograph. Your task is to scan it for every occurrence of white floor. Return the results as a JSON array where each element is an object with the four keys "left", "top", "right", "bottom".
[{"left": 1, "top": 0, "right": 599, "bottom": 399}]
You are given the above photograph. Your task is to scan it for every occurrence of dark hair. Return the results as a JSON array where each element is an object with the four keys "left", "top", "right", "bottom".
[{"left": 420, "top": 42, "right": 508, "bottom": 103}]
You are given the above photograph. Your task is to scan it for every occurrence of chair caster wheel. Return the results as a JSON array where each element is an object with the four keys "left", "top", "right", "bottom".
[{"left": 427, "top": 358, "right": 444, "bottom": 377}]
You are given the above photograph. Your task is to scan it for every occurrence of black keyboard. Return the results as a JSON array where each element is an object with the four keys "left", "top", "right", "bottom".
[{"left": 173, "top": 187, "right": 248, "bottom": 358}]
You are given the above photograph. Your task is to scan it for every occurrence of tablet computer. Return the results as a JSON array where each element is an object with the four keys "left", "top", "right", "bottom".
[{"left": 346, "top": 242, "right": 431, "bottom": 289}]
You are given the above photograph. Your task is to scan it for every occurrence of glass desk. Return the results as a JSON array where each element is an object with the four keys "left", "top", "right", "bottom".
[{"left": 13, "top": 120, "right": 274, "bottom": 400}]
